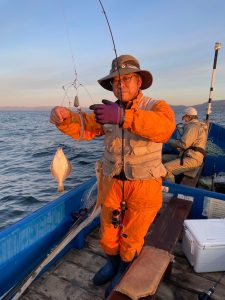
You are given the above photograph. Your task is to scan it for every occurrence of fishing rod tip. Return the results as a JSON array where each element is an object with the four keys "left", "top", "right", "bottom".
[{"left": 215, "top": 42, "right": 221, "bottom": 50}]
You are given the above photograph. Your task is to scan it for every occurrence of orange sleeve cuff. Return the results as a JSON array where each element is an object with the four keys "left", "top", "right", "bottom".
[{"left": 57, "top": 111, "right": 104, "bottom": 140}]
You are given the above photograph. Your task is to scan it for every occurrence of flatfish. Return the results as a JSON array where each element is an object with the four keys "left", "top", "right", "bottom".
[{"left": 50, "top": 147, "right": 72, "bottom": 192}]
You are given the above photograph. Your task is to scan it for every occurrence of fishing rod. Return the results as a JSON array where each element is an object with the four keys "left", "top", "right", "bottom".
[
  {"left": 201, "top": 44, "right": 224, "bottom": 298},
  {"left": 98, "top": 0, "right": 127, "bottom": 231},
  {"left": 199, "top": 38, "right": 223, "bottom": 291},
  {"left": 198, "top": 272, "right": 225, "bottom": 300},
  {"left": 205, "top": 42, "right": 221, "bottom": 124},
  {"left": 204, "top": 42, "right": 221, "bottom": 190}
]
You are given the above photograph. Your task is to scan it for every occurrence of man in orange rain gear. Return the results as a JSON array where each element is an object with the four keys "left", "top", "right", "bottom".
[{"left": 50, "top": 54, "right": 175, "bottom": 298}]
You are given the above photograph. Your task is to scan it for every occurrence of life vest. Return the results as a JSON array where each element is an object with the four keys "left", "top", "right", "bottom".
[{"left": 101, "top": 96, "right": 167, "bottom": 180}]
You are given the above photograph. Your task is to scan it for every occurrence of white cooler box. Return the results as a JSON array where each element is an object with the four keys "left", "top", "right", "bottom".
[{"left": 182, "top": 219, "right": 225, "bottom": 273}]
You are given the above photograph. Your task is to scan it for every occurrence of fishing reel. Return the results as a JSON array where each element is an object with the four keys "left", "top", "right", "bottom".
[
  {"left": 112, "top": 209, "right": 121, "bottom": 228},
  {"left": 71, "top": 208, "right": 88, "bottom": 222},
  {"left": 198, "top": 287, "right": 215, "bottom": 300},
  {"left": 111, "top": 206, "right": 128, "bottom": 238},
  {"left": 112, "top": 201, "right": 127, "bottom": 228},
  {"left": 198, "top": 271, "right": 225, "bottom": 300}
]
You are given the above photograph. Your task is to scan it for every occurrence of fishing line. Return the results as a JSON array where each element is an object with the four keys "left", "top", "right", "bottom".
[
  {"left": 59, "top": 1, "right": 95, "bottom": 140},
  {"left": 98, "top": 0, "right": 127, "bottom": 231},
  {"left": 60, "top": 1, "right": 94, "bottom": 107}
]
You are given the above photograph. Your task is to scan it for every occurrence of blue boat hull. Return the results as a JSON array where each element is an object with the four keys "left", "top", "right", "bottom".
[{"left": 0, "top": 177, "right": 99, "bottom": 297}]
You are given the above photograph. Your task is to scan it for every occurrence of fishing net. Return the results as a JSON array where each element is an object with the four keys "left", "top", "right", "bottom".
[{"left": 206, "top": 140, "right": 225, "bottom": 155}]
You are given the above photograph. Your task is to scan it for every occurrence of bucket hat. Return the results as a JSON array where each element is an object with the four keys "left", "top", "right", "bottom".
[{"left": 98, "top": 54, "right": 153, "bottom": 91}]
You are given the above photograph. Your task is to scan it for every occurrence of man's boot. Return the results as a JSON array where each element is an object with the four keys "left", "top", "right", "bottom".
[
  {"left": 93, "top": 255, "right": 120, "bottom": 286},
  {"left": 104, "top": 260, "right": 130, "bottom": 299}
]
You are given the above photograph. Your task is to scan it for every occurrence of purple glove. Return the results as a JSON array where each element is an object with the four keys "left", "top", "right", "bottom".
[{"left": 89, "top": 99, "right": 125, "bottom": 126}]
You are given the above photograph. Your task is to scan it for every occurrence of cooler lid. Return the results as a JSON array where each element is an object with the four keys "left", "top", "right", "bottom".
[{"left": 184, "top": 219, "right": 225, "bottom": 247}]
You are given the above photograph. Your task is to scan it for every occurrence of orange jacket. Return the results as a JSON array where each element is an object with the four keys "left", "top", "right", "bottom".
[{"left": 57, "top": 92, "right": 175, "bottom": 143}]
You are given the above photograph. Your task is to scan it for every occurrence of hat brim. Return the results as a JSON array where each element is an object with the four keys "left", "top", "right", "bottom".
[{"left": 98, "top": 69, "right": 153, "bottom": 91}]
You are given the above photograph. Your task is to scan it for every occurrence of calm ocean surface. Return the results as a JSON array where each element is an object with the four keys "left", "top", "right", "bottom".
[{"left": 0, "top": 107, "right": 224, "bottom": 230}]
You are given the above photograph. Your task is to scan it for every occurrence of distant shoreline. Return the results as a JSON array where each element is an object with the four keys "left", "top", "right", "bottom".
[
  {"left": 0, "top": 106, "right": 53, "bottom": 111},
  {"left": 0, "top": 106, "right": 88, "bottom": 112},
  {"left": 0, "top": 100, "right": 224, "bottom": 111}
]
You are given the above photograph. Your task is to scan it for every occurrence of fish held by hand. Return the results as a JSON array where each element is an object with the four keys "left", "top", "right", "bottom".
[{"left": 50, "top": 147, "right": 72, "bottom": 192}]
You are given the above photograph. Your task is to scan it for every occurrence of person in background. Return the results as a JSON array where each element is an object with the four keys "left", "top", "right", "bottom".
[
  {"left": 163, "top": 107, "right": 207, "bottom": 182},
  {"left": 50, "top": 54, "right": 175, "bottom": 298}
]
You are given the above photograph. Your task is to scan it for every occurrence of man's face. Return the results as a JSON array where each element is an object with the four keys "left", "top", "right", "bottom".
[
  {"left": 110, "top": 73, "right": 142, "bottom": 102},
  {"left": 182, "top": 115, "right": 192, "bottom": 123}
]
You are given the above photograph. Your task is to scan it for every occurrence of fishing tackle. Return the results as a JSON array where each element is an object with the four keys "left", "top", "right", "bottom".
[
  {"left": 60, "top": 5, "right": 95, "bottom": 140},
  {"left": 98, "top": 0, "right": 127, "bottom": 232},
  {"left": 62, "top": 78, "right": 85, "bottom": 140},
  {"left": 74, "top": 95, "right": 79, "bottom": 108}
]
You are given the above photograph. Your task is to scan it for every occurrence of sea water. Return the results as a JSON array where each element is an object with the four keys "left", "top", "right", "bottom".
[
  {"left": 0, "top": 108, "right": 224, "bottom": 230},
  {"left": 0, "top": 110, "right": 103, "bottom": 229}
]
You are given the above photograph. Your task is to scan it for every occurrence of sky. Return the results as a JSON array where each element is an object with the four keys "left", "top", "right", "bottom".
[{"left": 0, "top": 0, "right": 225, "bottom": 108}]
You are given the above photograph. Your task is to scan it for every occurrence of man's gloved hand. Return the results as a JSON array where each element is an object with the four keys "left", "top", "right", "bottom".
[
  {"left": 50, "top": 106, "right": 70, "bottom": 125},
  {"left": 89, "top": 99, "right": 125, "bottom": 126}
]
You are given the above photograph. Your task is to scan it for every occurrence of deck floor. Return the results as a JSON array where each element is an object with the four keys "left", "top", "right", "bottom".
[{"left": 21, "top": 226, "right": 225, "bottom": 300}]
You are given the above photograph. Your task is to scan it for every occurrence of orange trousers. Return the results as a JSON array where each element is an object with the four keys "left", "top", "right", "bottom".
[{"left": 99, "top": 177, "right": 162, "bottom": 262}]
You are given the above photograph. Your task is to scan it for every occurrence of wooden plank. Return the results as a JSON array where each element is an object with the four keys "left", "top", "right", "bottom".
[
  {"left": 64, "top": 247, "right": 106, "bottom": 274},
  {"left": 155, "top": 281, "right": 199, "bottom": 300},
  {"left": 23, "top": 272, "right": 104, "bottom": 300},
  {"left": 145, "top": 197, "right": 193, "bottom": 252},
  {"left": 107, "top": 291, "right": 131, "bottom": 300},
  {"left": 181, "top": 165, "right": 203, "bottom": 187},
  {"left": 170, "top": 266, "right": 225, "bottom": 300},
  {"left": 22, "top": 250, "right": 106, "bottom": 300}
]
